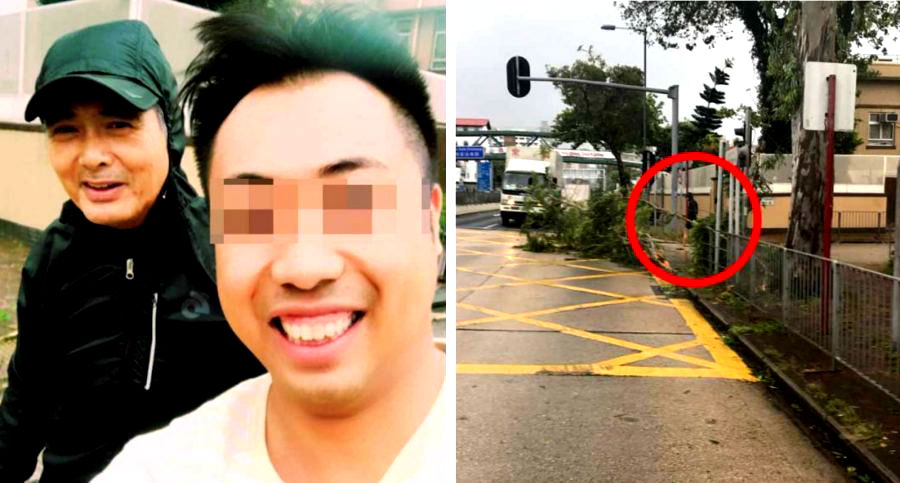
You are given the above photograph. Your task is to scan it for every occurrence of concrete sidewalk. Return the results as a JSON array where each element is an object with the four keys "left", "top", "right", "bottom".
[{"left": 456, "top": 228, "right": 845, "bottom": 481}]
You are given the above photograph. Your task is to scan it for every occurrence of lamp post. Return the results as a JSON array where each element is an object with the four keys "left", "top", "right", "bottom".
[{"left": 601, "top": 24, "right": 647, "bottom": 155}]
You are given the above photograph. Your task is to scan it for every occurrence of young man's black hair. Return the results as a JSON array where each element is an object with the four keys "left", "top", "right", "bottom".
[{"left": 180, "top": 5, "right": 437, "bottom": 195}]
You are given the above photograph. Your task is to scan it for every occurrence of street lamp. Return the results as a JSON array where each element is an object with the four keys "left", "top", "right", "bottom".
[{"left": 600, "top": 24, "right": 647, "bottom": 154}]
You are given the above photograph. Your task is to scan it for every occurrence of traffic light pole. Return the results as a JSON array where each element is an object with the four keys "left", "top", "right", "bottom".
[
  {"left": 669, "top": 86, "right": 679, "bottom": 229},
  {"left": 514, "top": 74, "right": 680, "bottom": 217}
]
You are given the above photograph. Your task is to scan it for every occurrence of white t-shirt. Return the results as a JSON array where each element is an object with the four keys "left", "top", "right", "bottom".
[{"left": 94, "top": 361, "right": 449, "bottom": 482}]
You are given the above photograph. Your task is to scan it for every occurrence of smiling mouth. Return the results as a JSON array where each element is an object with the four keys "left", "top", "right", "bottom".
[
  {"left": 83, "top": 181, "right": 124, "bottom": 191},
  {"left": 270, "top": 311, "right": 364, "bottom": 346}
]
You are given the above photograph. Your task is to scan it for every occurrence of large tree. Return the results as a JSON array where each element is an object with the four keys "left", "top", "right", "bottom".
[
  {"left": 548, "top": 47, "right": 661, "bottom": 192},
  {"left": 784, "top": 3, "right": 838, "bottom": 253},
  {"left": 620, "top": 1, "right": 900, "bottom": 254}
]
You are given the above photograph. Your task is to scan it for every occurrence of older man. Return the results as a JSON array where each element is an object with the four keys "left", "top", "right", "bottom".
[
  {"left": 0, "top": 20, "right": 263, "bottom": 482},
  {"left": 97, "top": 6, "right": 448, "bottom": 482}
]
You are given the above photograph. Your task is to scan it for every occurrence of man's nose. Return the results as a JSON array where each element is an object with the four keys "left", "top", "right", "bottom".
[
  {"left": 77, "top": 131, "right": 113, "bottom": 170},
  {"left": 270, "top": 242, "right": 345, "bottom": 292}
]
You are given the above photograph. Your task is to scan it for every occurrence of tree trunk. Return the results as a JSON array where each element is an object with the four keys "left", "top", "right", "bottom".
[
  {"left": 785, "top": 2, "right": 838, "bottom": 255},
  {"left": 611, "top": 149, "right": 631, "bottom": 195}
]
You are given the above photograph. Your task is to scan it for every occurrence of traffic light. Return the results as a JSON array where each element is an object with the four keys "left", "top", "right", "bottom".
[
  {"left": 506, "top": 56, "right": 531, "bottom": 98},
  {"left": 734, "top": 109, "right": 752, "bottom": 169}
]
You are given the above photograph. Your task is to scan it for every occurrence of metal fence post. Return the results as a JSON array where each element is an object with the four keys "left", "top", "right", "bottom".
[
  {"left": 893, "top": 278, "right": 900, "bottom": 351},
  {"left": 782, "top": 247, "right": 790, "bottom": 325},
  {"left": 749, "top": 240, "right": 757, "bottom": 292},
  {"left": 831, "top": 261, "right": 840, "bottom": 371}
]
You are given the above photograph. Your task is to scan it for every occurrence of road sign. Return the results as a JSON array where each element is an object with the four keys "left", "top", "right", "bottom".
[
  {"left": 506, "top": 56, "right": 531, "bottom": 98},
  {"left": 477, "top": 161, "right": 493, "bottom": 191},
  {"left": 456, "top": 146, "right": 485, "bottom": 159},
  {"left": 803, "top": 62, "right": 857, "bottom": 132}
]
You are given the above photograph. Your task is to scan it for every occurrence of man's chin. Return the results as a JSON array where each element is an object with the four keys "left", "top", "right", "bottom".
[
  {"left": 81, "top": 207, "right": 141, "bottom": 229},
  {"left": 272, "top": 371, "right": 370, "bottom": 417}
]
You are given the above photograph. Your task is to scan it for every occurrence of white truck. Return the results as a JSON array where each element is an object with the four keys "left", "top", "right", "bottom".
[{"left": 500, "top": 157, "right": 551, "bottom": 226}]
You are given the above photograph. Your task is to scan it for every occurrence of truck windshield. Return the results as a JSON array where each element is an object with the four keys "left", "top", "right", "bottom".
[{"left": 503, "top": 172, "right": 546, "bottom": 191}]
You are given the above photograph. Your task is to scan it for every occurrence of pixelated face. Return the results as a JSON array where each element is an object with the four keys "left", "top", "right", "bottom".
[
  {"left": 44, "top": 95, "right": 168, "bottom": 229},
  {"left": 209, "top": 72, "right": 442, "bottom": 414}
]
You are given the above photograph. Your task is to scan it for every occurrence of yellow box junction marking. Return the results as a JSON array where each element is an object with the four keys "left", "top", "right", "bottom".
[{"left": 456, "top": 230, "right": 757, "bottom": 382}]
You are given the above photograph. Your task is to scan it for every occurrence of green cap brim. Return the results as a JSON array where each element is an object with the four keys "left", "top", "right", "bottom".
[{"left": 25, "top": 74, "right": 158, "bottom": 122}]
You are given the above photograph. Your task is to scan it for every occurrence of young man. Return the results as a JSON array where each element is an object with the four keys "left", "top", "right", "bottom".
[
  {"left": 96, "top": 6, "right": 447, "bottom": 482},
  {"left": 0, "top": 21, "right": 264, "bottom": 482}
]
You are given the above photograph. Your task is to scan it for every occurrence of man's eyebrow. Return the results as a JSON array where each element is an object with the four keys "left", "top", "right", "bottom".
[
  {"left": 318, "top": 157, "right": 387, "bottom": 177},
  {"left": 222, "top": 159, "right": 386, "bottom": 183},
  {"left": 224, "top": 173, "right": 274, "bottom": 185}
]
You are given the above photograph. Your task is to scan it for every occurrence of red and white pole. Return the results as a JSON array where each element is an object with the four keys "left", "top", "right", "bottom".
[{"left": 823, "top": 74, "right": 836, "bottom": 258}]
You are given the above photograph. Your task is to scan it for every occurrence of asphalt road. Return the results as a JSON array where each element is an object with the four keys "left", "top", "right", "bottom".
[{"left": 456, "top": 227, "right": 846, "bottom": 482}]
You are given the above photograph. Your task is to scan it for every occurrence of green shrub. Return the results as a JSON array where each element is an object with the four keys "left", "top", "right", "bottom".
[
  {"left": 517, "top": 185, "right": 650, "bottom": 264},
  {"left": 520, "top": 184, "right": 586, "bottom": 252},
  {"left": 579, "top": 190, "right": 637, "bottom": 264},
  {"left": 635, "top": 203, "right": 653, "bottom": 229},
  {"left": 688, "top": 215, "right": 716, "bottom": 275}
]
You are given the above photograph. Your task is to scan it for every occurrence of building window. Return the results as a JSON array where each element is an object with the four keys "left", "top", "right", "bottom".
[
  {"left": 869, "top": 112, "right": 896, "bottom": 147},
  {"left": 391, "top": 15, "right": 414, "bottom": 54},
  {"left": 430, "top": 13, "right": 445, "bottom": 72}
]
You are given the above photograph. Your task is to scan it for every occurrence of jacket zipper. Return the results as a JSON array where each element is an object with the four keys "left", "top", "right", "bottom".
[
  {"left": 145, "top": 292, "right": 158, "bottom": 391},
  {"left": 126, "top": 258, "right": 134, "bottom": 280}
]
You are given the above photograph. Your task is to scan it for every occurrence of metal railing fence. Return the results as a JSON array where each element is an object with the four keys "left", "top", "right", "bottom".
[{"left": 689, "top": 226, "right": 900, "bottom": 403}]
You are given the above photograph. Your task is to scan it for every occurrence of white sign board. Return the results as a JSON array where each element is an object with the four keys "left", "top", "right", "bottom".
[{"left": 803, "top": 62, "right": 857, "bottom": 132}]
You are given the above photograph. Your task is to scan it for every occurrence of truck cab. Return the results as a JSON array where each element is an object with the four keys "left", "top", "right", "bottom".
[{"left": 500, "top": 158, "right": 550, "bottom": 226}]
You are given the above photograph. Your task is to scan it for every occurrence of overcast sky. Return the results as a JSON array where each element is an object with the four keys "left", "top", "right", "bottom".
[{"left": 455, "top": 0, "right": 900, "bottom": 144}]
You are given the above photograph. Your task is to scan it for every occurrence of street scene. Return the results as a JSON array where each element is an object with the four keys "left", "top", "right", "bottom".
[
  {"left": 456, "top": 225, "right": 842, "bottom": 481},
  {"left": 457, "top": 1, "right": 900, "bottom": 481}
]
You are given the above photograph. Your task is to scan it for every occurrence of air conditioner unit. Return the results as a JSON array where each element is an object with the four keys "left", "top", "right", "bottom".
[{"left": 887, "top": 112, "right": 899, "bottom": 123}]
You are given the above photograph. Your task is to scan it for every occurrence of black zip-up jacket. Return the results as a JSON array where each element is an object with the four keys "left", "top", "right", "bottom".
[{"left": 0, "top": 170, "right": 265, "bottom": 482}]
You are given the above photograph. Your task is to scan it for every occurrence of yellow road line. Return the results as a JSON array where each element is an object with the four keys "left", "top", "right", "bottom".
[
  {"left": 457, "top": 363, "right": 735, "bottom": 379},
  {"left": 457, "top": 272, "right": 642, "bottom": 292},
  {"left": 458, "top": 302, "right": 722, "bottom": 369},
  {"left": 671, "top": 298, "right": 756, "bottom": 381},
  {"left": 457, "top": 266, "right": 672, "bottom": 308},
  {"left": 456, "top": 236, "right": 518, "bottom": 247},
  {"left": 455, "top": 238, "right": 755, "bottom": 380},
  {"left": 458, "top": 298, "right": 635, "bottom": 325},
  {"left": 593, "top": 339, "right": 711, "bottom": 369},
  {"left": 457, "top": 248, "right": 617, "bottom": 272}
]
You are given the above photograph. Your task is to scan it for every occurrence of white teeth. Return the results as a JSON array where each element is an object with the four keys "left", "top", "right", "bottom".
[{"left": 282, "top": 313, "right": 356, "bottom": 344}]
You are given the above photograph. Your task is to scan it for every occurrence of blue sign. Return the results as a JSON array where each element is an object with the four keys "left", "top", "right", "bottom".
[
  {"left": 477, "top": 161, "right": 492, "bottom": 192},
  {"left": 456, "top": 146, "right": 485, "bottom": 159}
]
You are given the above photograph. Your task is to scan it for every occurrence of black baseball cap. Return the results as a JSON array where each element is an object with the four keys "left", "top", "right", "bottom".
[{"left": 25, "top": 20, "right": 170, "bottom": 122}]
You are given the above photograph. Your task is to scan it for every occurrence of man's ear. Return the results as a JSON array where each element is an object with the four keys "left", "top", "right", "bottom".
[{"left": 429, "top": 183, "right": 443, "bottom": 258}]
